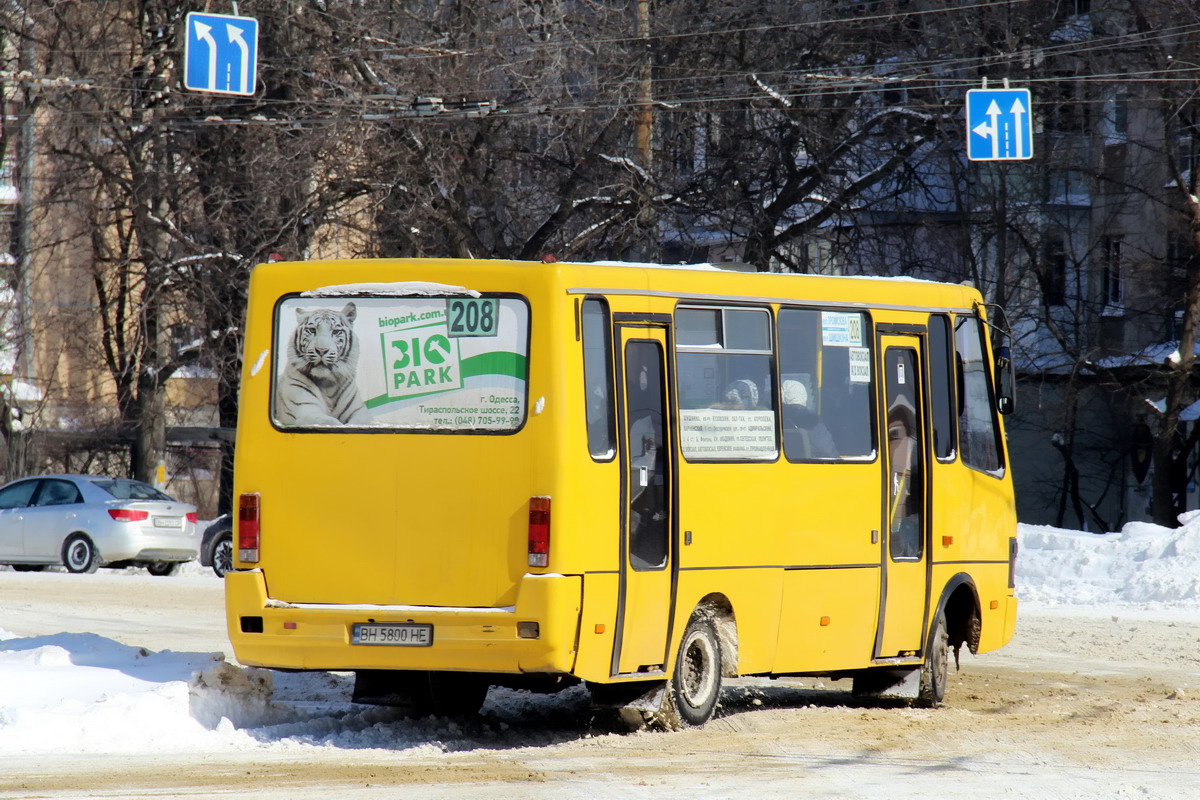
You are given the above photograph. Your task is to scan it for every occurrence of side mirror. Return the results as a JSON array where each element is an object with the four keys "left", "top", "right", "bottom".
[{"left": 995, "top": 345, "right": 1016, "bottom": 415}]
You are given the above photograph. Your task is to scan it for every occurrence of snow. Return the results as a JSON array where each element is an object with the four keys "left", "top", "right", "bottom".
[
  {"left": 1018, "top": 514, "right": 1200, "bottom": 607},
  {"left": 3, "top": 515, "right": 1200, "bottom": 767},
  {"left": 303, "top": 281, "right": 479, "bottom": 298}
]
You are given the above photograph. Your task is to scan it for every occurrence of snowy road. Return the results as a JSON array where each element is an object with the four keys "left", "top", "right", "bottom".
[{"left": 3, "top": 522, "right": 1200, "bottom": 799}]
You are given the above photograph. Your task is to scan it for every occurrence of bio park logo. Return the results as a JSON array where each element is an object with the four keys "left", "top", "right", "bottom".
[{"left": 380, "top": 312, "right": 462, "bottom": 399}]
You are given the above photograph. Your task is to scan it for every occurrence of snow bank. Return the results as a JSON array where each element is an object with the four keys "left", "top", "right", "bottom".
[
  {"left": 1017, "top": 515, "right": 1200, "bottom": 607},
  {"left": 0, "top": 626, "right": 590, "bottom": 756},
  {"left": 0, "top": 631, "right": 244, "bottom": 753}
]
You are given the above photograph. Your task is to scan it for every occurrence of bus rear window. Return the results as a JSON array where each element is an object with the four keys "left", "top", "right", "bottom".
[{"left": 271, "top": 295, "right": 529, "bottom": 432}]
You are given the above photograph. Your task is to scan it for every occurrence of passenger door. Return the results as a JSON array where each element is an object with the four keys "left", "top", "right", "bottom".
[
  {"left": 876, "top": 336, "right": 930, "bottom": 658},
  {"left": 22, "top": 479, "right": 84, "bottom": 560},
  {"left": 0, "top": 479, "right": 40, "bottom": 558},
  {"left": 613, "top": 323, "right": 675, "bottom": 676}
]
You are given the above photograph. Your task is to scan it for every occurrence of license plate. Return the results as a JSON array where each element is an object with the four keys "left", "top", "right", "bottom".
[
  {"left": 352, "top": 623, "right": 433, "bottom": 647},
  {"left": 153, "top": 516, "right": 183, "bottom": 528}
]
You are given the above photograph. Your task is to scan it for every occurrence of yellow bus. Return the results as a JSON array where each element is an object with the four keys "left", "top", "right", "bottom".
[{"left": 226, "top": 257, "right": 1018, "bottom": 728}]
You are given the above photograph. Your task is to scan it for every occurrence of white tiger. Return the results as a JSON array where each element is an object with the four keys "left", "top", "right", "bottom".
[{"left": 274, "top": 303, "right": 371, "bottom": 426}]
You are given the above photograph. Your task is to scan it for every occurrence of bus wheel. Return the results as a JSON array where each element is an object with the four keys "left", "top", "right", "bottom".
[
  {"left": 662, "top": 615, "right": 723, "bottom": 728},
  {"left": 916, "top": 610, "right": 949, "bottom": 708}
]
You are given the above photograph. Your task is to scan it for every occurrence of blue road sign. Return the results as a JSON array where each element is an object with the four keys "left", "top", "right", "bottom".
[
  {"left": 966, "top": 88, "right": 1033, "bottom": 162},
  {"left": 184, "top": 12, "right": 258, "bottom": 96}
]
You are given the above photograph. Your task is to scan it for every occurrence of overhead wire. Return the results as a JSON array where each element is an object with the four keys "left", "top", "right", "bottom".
[{"left": 10, "top": 2, "right": 1200, "bottom": 126}]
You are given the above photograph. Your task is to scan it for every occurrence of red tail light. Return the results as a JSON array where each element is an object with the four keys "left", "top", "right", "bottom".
[
  {"left": 528, "top": 496, "right": 551, "bottom": 568},
  {"left": 239, "top": 492, "right": 261, "bottom": 563},
  {"left": 186, "top": 512, "right": 198, "bottom": 524},
  {"left": 108, "top": 509, "right": 149, "bottom": 522}
]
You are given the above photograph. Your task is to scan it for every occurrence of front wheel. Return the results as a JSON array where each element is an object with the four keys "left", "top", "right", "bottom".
[
  {"left": 62, "top": 534, "right": 99, "bottom": 574},
  {"left": 662, "top": 615, "right": 723, "bottom": 728},
  {"left": 916, "top": 610, "right": 949, "bottom": 708}
]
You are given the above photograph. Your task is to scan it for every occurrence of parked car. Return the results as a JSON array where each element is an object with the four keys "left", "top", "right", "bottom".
[
  {"left": 200, "top": 513, "right": 233, "bottom": 578},
  {"left": 0, "top": 474, "right": 199, "bottom": 575}
]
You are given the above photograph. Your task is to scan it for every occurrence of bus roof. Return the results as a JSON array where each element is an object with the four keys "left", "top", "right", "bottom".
[{"left": 254, "top": 257, "right": 983, "bottom": 314}]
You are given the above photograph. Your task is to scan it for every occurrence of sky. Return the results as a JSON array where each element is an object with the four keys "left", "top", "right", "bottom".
[{"left": 1, "top": 516, "right": 1198, "bottom": 759}]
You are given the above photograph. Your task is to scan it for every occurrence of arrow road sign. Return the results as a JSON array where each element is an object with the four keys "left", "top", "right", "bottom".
[
  {"left": 184, "top": 12, "right": 258, "bottom": 96},
  {"left": 966, "top": 88, "right": 1033, "bottom": 161}
]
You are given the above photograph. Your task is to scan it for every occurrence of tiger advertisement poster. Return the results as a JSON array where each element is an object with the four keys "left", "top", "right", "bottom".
[{"left": 271, "top": 295, "right": 529, "bottom": 431}]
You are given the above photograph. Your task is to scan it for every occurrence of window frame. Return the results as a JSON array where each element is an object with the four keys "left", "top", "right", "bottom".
[
  {"left": 776, "top": 305, "right": 879, "bottom": 465},
  {"left": 581, "top": 296, "right": 617, "bottom": 462},
  {"left": 927, "top": 313, "right": 958, "bottom": 463},
  {"left": 674, "top": 303, "right": 779, "bottom": 464},
  {"left": 268, "top": 291, "right": 532, "bottom": 435},
  {"left": 953, "top": 312, "right": 1006, "bottom": 478}
]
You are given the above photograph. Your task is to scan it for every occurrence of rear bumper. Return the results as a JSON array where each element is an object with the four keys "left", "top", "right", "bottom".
[
  {"left": 225, "top": 570, "right": 583, "bottom": 675},
  {"left": 97, "top": 526, "right": 199, "bottom": 563}
]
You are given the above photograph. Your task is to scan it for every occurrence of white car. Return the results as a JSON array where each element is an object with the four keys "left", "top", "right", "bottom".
[{"left": 0, "top": 474, "right": 199, "bottom": 575}]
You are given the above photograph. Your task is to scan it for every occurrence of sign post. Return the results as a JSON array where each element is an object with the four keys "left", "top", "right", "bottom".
[
  {"left": 183, "top": 12, "right": 259, "bottom": 96},
  {"left": 966, "top": 88, "right": 1033, "bottom": 162}
]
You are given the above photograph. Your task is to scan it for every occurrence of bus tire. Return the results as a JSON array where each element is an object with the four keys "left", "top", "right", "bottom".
[
  {"left": 916, "top": 610, "right": 949, "bottom": 708},
  {"left": 662, "top": 615, "right": 723, "bottom": 728}
]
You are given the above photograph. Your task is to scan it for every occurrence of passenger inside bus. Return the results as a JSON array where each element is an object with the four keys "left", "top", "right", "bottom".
[
  {"left": 781, "top": 378, "right": 836, "bottom": 458},
  {"left": 722, "top": 378, "right": 759, "bottom": 409},
  {"left": 626, "top": 354, "right": 668, "bottom": 569},
  {"left": 887, "top": 398, "right": 922, "bottom": 559}
]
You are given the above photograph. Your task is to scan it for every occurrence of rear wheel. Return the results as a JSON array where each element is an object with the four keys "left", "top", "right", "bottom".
[
  {"left": 146, "top": 561, "right": 181, "bottom": 577},
  {"left": 916, "top": 610, "right": 949, "bottom": 708},
  {"left": 211, "top": 533, "right": 233, "bottom": 578},
  {"left": 660, "top": 615, "right": 722, "bottom": 729},
  {"left": 62, "top": 534, "right": 99, "bottom": 574}
]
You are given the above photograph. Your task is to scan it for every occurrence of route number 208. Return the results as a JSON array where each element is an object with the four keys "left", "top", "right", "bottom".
[{"left": 447, "top": 298, "right": 499, "bottom": 338}]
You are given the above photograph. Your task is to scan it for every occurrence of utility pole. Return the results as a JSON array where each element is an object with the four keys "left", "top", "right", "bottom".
[
  {"left": 633, "top": 0, "right": 656, "bottom": 261},
  {"left": 635, "top": 0, "right": 652, "bottom": 169}
]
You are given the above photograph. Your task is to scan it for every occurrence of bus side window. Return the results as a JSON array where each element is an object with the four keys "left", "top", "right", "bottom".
[
  {"left": 954, "top": 315, "right": 1004, "bottom": 474},
  {"left": 676, "top": 306, "right": 777, "bottom": 461},
  {"left": 777, "top": 309, "right": 874, "bottom": 461},
  {"left": 928, "top": 314, "right": 956, "bottom": 461},
  {"left": 582, "top": 298, "right": 616, "bottom": 460}
]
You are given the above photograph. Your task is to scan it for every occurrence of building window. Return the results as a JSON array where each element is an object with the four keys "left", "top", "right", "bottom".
[
  {"left": 803, "top": 241, "right": 837, "bottom": 275},
  {"left": 1040, "top": 238, "right": 1068, "bottom": 307},
  {"left": 1173, "top": 131, "right": 1198, "bottom": 185},
  {"left": 1100, "top": 235, "right": 1124, "bottom": 314}
]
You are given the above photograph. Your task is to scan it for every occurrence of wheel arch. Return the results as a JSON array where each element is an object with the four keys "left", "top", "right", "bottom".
[
  {"left": 931, "top": 573, "right": 981, "bottom": 658},
  {"left": 689, "top": 592, "right": 739, "bottom": 677}
]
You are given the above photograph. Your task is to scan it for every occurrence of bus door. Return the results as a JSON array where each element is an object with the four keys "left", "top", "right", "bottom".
[
  {"left": 613, "top": 323, "right": 675, "bottom": 676},
  {"left": 876, "top": 334, "right": 930, "bottom": 658}
]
